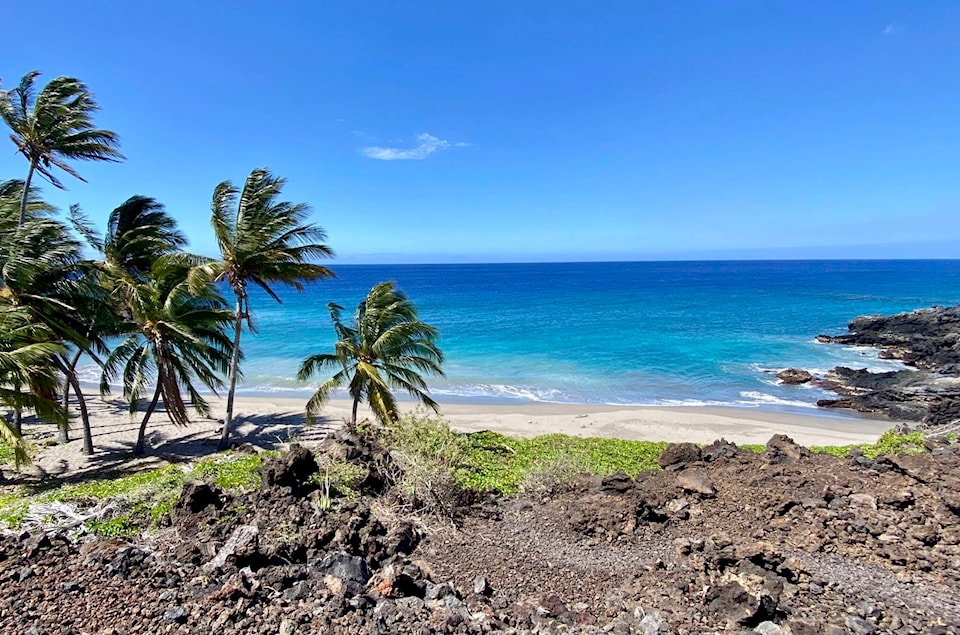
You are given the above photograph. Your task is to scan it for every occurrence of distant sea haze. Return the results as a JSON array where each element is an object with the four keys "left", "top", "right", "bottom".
[{"left": 82, "top": 260, "right": 960, "bottom": 416}]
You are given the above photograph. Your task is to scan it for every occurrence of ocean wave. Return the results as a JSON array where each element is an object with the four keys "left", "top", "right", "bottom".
[
  {"left": 735, "top": 391, "right": 818, "bottom": 408},
  {"left": 432, "top": 384, "right": 574, "bottom": 403}
]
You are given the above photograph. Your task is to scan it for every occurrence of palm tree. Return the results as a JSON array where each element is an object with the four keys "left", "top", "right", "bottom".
[
  {"left": 0, "top": 71, "right": 123, "bottom": 226},
  {"left": 197, "top": 168, "right": 334, "bottom": 450},
  {"left": 101, "top": 259, "right": 233, "bottom": 456},
  {"left": 298, "top": 281, "right": 444, "bottom": 426},
  {"left": 0, "top": 304, "right": 67, "bottom": 466},
  {"left": 100, "top": 196, "right": 186, "bottom": 282},
  {"left": 0, "top": 196, "right": 98, "bottom": 446}
]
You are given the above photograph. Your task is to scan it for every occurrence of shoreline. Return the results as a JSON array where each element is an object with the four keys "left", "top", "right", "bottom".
[
  {"left": 19, "top": 393, "right": 895, "bottom": 478},
  {"left": 247, "top": 396, "right": 893, "bottom": 447}
]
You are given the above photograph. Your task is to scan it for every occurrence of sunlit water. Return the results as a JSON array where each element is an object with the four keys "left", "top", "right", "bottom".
[{"left": 80, "top": 260, "right": 960, "bottom": 417}]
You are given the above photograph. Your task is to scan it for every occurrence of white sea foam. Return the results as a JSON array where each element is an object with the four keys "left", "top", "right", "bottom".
[
  {"left": 736, "top": 391, "right": 818, "bottom": 408},
  {"left": 432, "top": 384, "right": 573, "bottom": 403}
]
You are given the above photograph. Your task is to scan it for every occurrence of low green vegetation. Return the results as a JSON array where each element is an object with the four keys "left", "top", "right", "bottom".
[
  {"left": 809, "top": 429, "right": 926, "bottom": 459},
  {"left": 310, "top": 459, "right": 368, "bottom": 500},
  {"left": 377, "top": 412, "right": 666, "bottom": 497},
  {"left": 0, "top": 419, "right": 938, "bottom": 533},
  {"left": 457, "top": 430, "right": 667, "bottom": 494},
  {"left": 0, "top": 437, "right": 21, "bottom": 466},
  {"left": 0, "top": 450, "right": 271, "bottom": 534}
]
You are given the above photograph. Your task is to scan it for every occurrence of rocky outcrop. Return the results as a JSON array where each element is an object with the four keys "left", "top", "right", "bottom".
[
  {"left": 814, "top": 305, "right": 960, "bottom": 429},
  {"left": 816, "top": 305, "right": 960, "bottom": 373},
  {"left": 776, "top": 368, "right": 813, "bottom": 385}
]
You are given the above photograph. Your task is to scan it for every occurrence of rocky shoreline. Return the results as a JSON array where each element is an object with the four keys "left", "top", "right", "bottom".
[
  {"left": 4, "top": 430, "right": 960, "bottom": 634},
  {"left": 781, "top": 305, "right": 960, "bottom": 430}
]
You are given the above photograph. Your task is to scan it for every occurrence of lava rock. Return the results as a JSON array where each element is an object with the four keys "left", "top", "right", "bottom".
[
  {"left": 777, "top": 368, "right": 813, "bottom": 384},
  {"left": 659, "top": 443, "right": 702, "bottom": 470}
]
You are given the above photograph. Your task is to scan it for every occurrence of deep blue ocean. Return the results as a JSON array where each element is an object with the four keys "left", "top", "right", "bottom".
[{"left": 84, "top": 260, "right": 960, "bottom": 415}]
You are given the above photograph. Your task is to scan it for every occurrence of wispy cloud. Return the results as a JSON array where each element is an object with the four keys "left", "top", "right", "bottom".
[
  {"left": 882, "top": 24, "right": 901, "bottom": 35},
  {"left": 360, "top": 133, "right": 465, "bottom": 160}
]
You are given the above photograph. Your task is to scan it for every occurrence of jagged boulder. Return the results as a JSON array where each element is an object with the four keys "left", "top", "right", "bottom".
[
  {"left": 659, "top": 442, "right": 702, "bottom": 470},
  {"left": 777, "top": 368, "right": 813, "bottom": 384}
]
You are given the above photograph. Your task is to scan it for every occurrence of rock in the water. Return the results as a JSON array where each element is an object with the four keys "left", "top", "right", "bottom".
[
  {"left": 815, "top": 305, "right": 960, "bottom": 427},
  {"left": 777, "top": 368, "right": 813, "bottom": 384}
]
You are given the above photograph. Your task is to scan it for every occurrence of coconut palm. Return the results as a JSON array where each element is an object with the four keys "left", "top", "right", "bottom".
[
  {"left": 0, "top": 197, "right": 100, "bottom": 446},
  {"left": 101, "top": 259, "right": 233, "bottom": 456},
  {"left": 0, "top": 71, "right": 123, "bottom": 226},
  {"left": 0, "top": 304, "right": 67, "bottom": 466},
  {"left": 298, "top": 281, "right": 444, "bottom": 426},
  {"left": 196, "top": 168, "right": 334, "bottom": 450},
  {"left": 0, "top": 179, "right": 55, "bottom": 231},
  {"left": 99, "top": 196, "right": 186, "bottom": 282}
]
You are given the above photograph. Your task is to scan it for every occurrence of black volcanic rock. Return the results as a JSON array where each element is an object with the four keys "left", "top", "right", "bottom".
[
  {"left": 817, "top": 305, "right": 960, "bottom": 374},
  {"left": 777, "top": 368, "right": 813, "bottom": 384},
  {"left": 815, "top": 306, "right": 960, "bottom": 428}
]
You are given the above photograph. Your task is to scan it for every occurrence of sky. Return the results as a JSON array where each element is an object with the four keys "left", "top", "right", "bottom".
[{"left": 1, "top": 1, "right": 958, "bottom": 263}]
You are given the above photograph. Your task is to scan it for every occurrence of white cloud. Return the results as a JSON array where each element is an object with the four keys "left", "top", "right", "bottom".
[
  {"left": 360, "top": 133, "right": 463, "bottom": 160},
  {"left": 882, "top": 24, "right": 901, "bottom": 35}
]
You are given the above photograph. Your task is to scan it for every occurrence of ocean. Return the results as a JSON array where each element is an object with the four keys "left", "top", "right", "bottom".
[
  {"left": 80, "top": 260, "right": 960, "bottom": 416},
  {"left": 209, "top": 260, "right": 960, "bottom": 416}
]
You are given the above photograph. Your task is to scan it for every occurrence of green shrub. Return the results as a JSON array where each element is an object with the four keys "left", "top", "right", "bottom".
[
  {"left": 375, "top": 411, "right": 465, "bottom": 515},
  {"left": 310, "top": 459, "right": 368, "bottom": 499},
  {"left": 863, "top": 429, "right": 925, "bottom": 459}
]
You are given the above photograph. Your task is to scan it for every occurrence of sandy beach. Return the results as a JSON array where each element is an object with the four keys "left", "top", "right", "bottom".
[{"left": 15, "top": 393, "right": 895, "bottom": 479}]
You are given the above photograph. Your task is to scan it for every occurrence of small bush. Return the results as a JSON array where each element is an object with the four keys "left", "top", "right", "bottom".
[
  {"left": 519, "top": 455, "right": 584, "bottom": 497},
  {"left": 191, "top": 452, "right": 275, "bottom": 490},
  {"left": 864, "top": 429, "right": 925, "bottom": 459},
  {"left": 376, "top": 411, "right": 464, "bottom": 516},
  {"left": 310, "top": 459, "right": 368, "bottom": 499}
]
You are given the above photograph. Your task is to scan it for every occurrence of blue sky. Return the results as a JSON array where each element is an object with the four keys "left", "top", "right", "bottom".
[{"left": 1, "top": 1, "right": 958, "bottom": 262}]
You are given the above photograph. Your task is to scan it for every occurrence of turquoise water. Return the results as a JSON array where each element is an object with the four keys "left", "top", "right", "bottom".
[{"left": 83, "top": 260, "right": 960, "bottom": 414}]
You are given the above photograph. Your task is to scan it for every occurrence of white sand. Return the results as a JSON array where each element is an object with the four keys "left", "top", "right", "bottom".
[{"left": 12, "top": 393, "right": 894, "bottom": 480}]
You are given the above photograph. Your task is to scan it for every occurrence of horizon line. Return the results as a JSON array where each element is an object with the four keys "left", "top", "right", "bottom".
[{"left": 325, "top": 256, "right": 960, "bottom": 267}]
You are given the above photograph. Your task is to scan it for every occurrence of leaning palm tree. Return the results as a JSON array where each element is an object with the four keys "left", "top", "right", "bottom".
[
  {"left": 0, "top": 304, "right": 67, "bottom": 466},
  {"left": 298, "top": 281, "right": 444, "bottom": 426},
  {"left": 101, "top": 259, "right": 233, "bottom": 456},
  {"left": 196, "top": 168, "right": 334, "bottom": 450},
  {"left": 0, "top": 71, "right": 124, "bottom": 226},
  {"left": 0, "top": 199, "right": 106, "bottom": 448}
]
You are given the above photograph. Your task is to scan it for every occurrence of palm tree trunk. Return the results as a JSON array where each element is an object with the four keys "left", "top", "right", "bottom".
[
  {"left": 59, "top": 375, "right": 71, "bottom": 444},
  {"left": 219, "top": 295, "right": 245, "bottom": 451},
  {"left": 135, "top": 385, "right": 162, "bottom": 456},
  {"left": 11, "top": 382, "right": 22, "bottom": 435},
  {"left": 64, "top": 368, "right": 93, "bottom": 455},
  {"left": 18, "top": 160, "right": 37, "bottom": 227},
  {"left": 67, "top": 350, "right": 89, "bottom": 449},
  {"left": 351, "top": 396, "right": 360, "bottom": 426}
]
